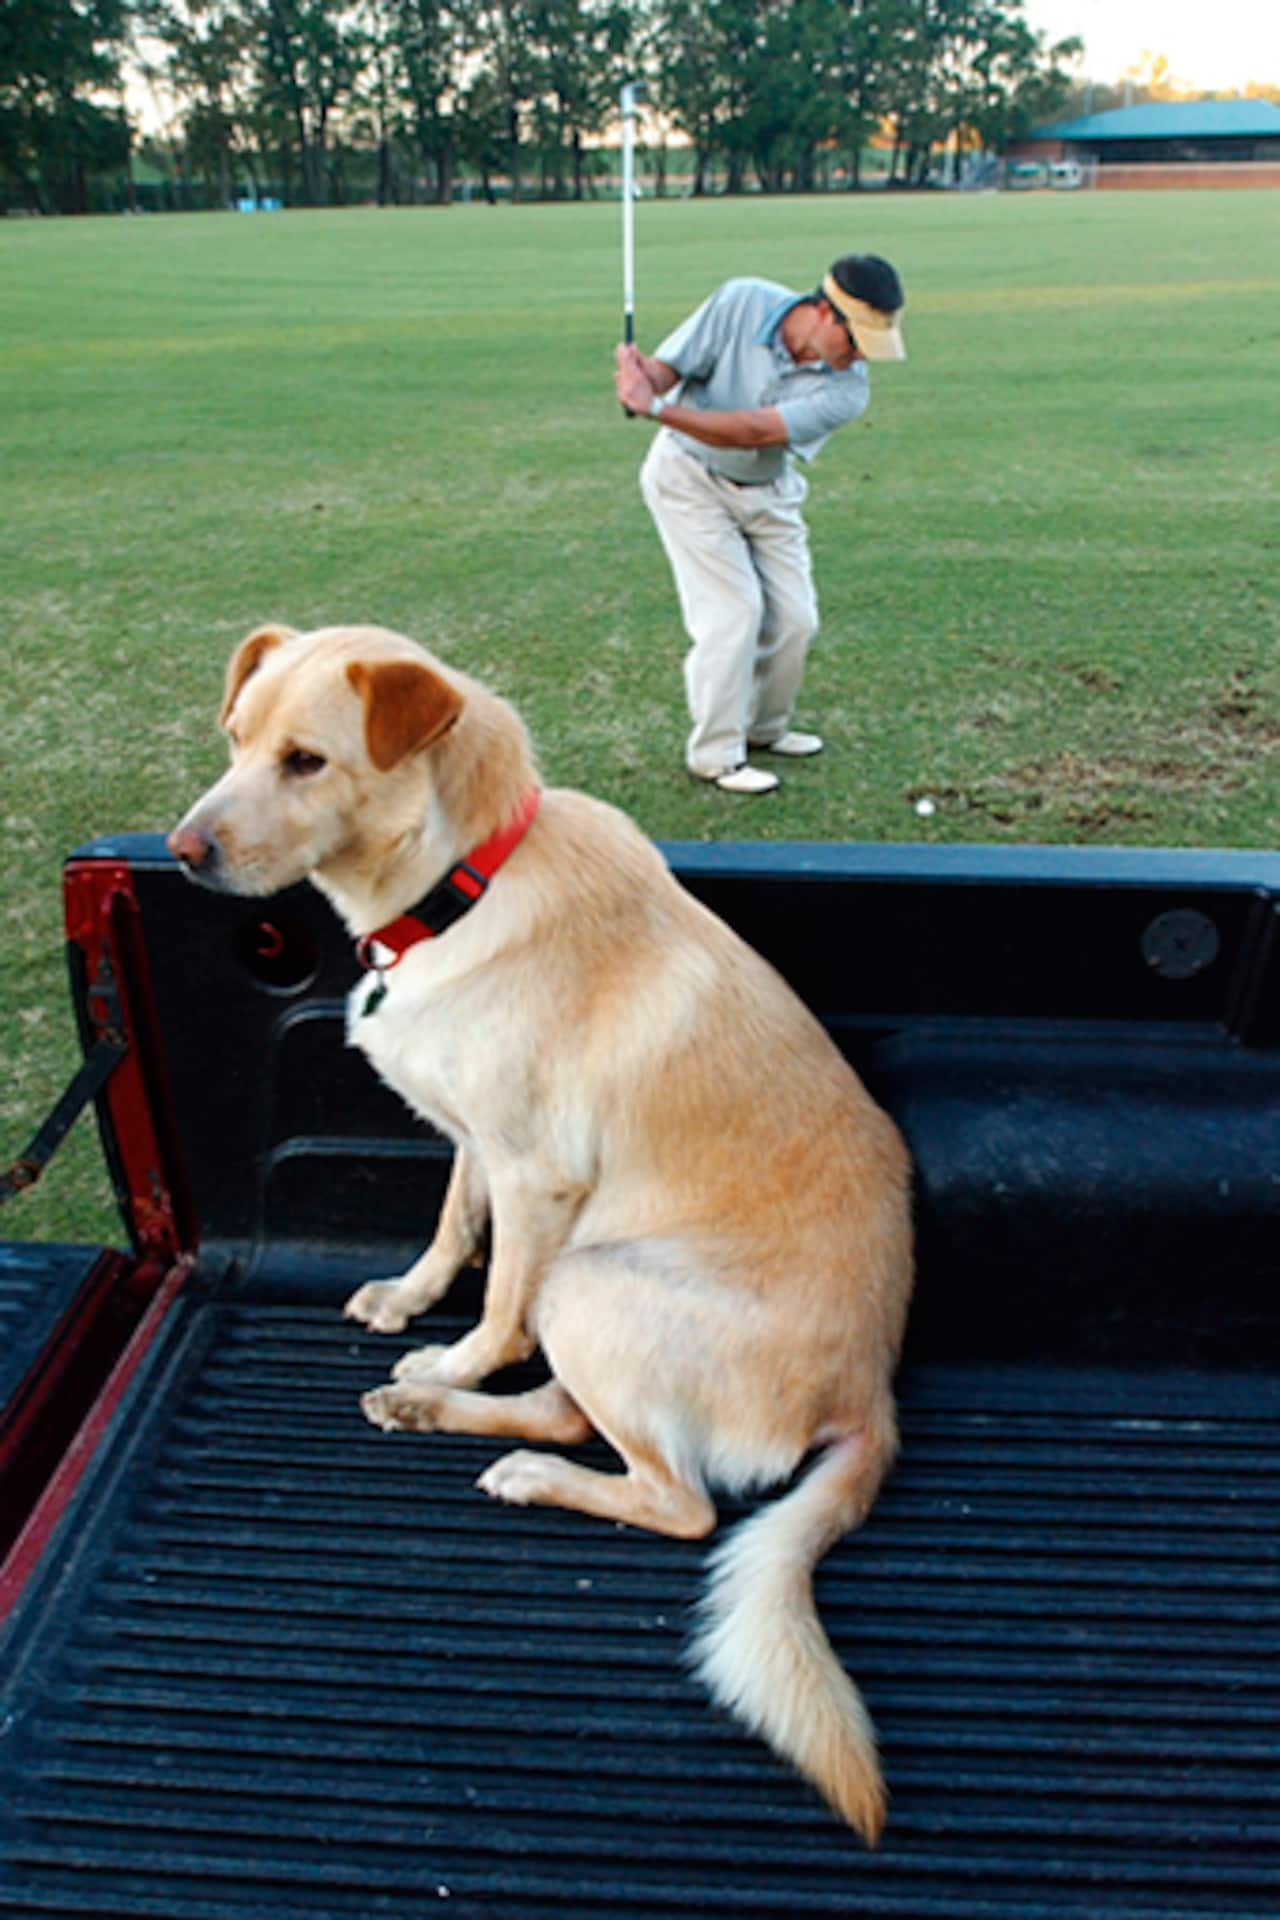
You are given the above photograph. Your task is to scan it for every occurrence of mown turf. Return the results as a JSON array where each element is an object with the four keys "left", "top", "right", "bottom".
[{"left": 2, "top": 189, "right": 1277, "bottom": 1241}]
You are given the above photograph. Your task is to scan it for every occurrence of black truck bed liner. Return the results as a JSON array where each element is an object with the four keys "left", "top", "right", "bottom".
[
  {"left": 2, "top": 836, "right": 1278, "bottom": 1916},
  {"left": 3, "top": 1285, "right": 1278, "bottom": 1918}
]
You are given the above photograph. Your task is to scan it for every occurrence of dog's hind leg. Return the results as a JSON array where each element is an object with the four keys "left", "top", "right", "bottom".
[
  {"left": 360, "top": 1367, "right": 713, "bottom": 1536},
  {"left": 344, "top": 1146, "right": 488, "bottom": 1333},
  {"left": 463, "top": 1248, "right": 720, "bottom": 1539},
  {"left": 477, "top": 1444, "right": 715, "bottom": 1539},
  {"left": 362, "top": 1378, "right": 594, "bottom": 1446}
]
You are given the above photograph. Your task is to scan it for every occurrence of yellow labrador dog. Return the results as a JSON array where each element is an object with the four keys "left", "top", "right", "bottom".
[{"left": 168, "top": 622, "right": 913, "bottom": 1843}]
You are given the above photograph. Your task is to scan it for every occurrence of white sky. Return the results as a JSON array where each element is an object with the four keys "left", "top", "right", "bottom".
[{"left": 1020, "top": 0, "right": 1280, "bottom": 90}]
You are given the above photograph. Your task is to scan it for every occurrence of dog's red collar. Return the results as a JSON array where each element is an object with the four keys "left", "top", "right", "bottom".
[{"left": 356, "top": 788, "right": 541, "bottom": 982}]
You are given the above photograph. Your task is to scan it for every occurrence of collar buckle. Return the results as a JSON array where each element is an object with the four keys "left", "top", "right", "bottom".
[{"left": 424, "top": 865, "right": 488, "bottom": 937}]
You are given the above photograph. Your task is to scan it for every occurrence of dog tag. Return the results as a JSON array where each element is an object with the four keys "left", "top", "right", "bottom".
[{"left": 363, "top": 977, "right": 388, "bottom": 1017}]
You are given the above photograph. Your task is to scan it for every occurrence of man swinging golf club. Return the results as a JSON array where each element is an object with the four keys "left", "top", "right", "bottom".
[{"left": 614, "top": 254, "right": 906, "bottom": 794}]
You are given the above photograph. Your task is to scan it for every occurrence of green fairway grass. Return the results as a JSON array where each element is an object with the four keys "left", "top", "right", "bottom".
[{"left": 3, "top": 190, "right": 1277, "bottom": 1242}]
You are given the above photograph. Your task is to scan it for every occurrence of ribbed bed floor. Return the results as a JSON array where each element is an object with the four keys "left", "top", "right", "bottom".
[{"left": 2, "top": 1291, "right": 1278, "bottom": 1919}]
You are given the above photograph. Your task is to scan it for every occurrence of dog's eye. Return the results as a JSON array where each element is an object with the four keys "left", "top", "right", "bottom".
[{"left": 283, "top": 749, "right": 327, "bottom": 778}]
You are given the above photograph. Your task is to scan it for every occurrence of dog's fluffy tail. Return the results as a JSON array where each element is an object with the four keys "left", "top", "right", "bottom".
[{"left": 688, "top": 1413, "right": 896, "bottom": 1845}]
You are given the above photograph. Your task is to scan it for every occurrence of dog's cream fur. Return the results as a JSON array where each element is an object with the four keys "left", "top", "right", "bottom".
[{"left": 169, "top": 622, "right": 914, "bottom": 1842}]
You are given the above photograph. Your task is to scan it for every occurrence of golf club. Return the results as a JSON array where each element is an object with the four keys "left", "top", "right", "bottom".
[{"left": 619, "top": 79, "right": 647, "bottom": 414}]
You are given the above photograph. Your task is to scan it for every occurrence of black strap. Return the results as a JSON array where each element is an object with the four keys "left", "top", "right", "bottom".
[{"left": 1, "top": 1028, "right": 127, "bottom": 1207}]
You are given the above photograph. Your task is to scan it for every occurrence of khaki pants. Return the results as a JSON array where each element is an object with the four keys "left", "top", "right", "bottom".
[{"left": 640, "top": 432, "right": 819, "bottom": 777}]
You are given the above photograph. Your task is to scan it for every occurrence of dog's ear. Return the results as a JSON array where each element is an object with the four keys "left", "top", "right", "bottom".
[
  {"left": 220, "top": 624, "right": 296, "bottom": 726},
  {"left": 346, "top": 659, "right": 464, "bottom": 772}
]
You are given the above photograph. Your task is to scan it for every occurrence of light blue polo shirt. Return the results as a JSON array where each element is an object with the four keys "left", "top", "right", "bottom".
[{"left": 653, "top": 276, "right": 871, "bottom": 484}]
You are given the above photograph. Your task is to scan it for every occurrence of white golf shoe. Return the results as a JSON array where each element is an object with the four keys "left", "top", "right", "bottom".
[
  {"left": 750, "top": 730, "right": 824, "bottom": 757},
  {"left": 694, "top": 763, "right": 780, "bottom": 795}
]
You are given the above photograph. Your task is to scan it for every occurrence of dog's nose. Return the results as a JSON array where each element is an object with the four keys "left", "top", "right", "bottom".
[{"left": 167, "top": 822, "right": 217, "bottom": 872}]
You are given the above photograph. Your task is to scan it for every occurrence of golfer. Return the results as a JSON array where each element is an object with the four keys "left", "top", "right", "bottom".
[{"left": 614, "top": 254, "right": 905, "bottom": 793}]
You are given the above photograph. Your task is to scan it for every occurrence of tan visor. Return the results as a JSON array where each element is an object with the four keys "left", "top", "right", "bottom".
[{"left": 822, "top": 272, "right": 906, "bottom": 361}]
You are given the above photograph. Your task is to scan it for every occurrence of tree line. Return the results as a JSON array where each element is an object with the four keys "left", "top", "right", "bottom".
[{"left": 1, "top": 0, "right": 1083, "bottom": 214}]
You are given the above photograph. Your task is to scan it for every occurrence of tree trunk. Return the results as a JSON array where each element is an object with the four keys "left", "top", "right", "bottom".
[{"left": 507, "top": 105, "right": 521, "bottom": 202}]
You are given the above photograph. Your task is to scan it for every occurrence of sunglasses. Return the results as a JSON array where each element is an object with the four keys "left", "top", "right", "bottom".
[{"left": 828, "top": 302, "right": 859, "bottom": 350}]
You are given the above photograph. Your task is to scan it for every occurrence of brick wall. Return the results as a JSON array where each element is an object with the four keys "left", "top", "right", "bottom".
[{"left": 1096, "top": 162, "right": 1280, "bottom": 189}]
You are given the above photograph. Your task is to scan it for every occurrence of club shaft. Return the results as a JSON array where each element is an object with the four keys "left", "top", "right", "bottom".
[
  {"left": 622, "top": 107, "right": 636, "bottom": 339},
  {"left": 620, "top": 81, "right": 644, "bottom": 410}
]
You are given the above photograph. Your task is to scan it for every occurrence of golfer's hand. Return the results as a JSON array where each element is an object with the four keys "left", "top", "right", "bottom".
[{"left": 614, "top": 342, "right": 654, "bottom": 416}]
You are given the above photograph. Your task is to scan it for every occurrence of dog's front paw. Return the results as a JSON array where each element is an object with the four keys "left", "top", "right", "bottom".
[
  {"left": 391, "top": 1344, "right": 451, "bottom": 1382},
  {"left": 477, "top": 1449, "right": 553, "bottom": 1507},
  {"left": 344, "top": 1279, "right": 415, "bottom": 1334},
  {"left": 361, "top": 1382, "right": 444, "bottom": 1433}
]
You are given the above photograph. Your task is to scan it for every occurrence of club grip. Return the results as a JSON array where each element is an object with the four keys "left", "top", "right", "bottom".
[{"left": 622, "top": 309, "right": 635, "bottom": 415}]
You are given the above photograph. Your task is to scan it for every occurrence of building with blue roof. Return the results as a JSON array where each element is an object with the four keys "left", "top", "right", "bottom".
[{"left": 1010, "top": 98, "right": 1280, "bottom": 187}]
